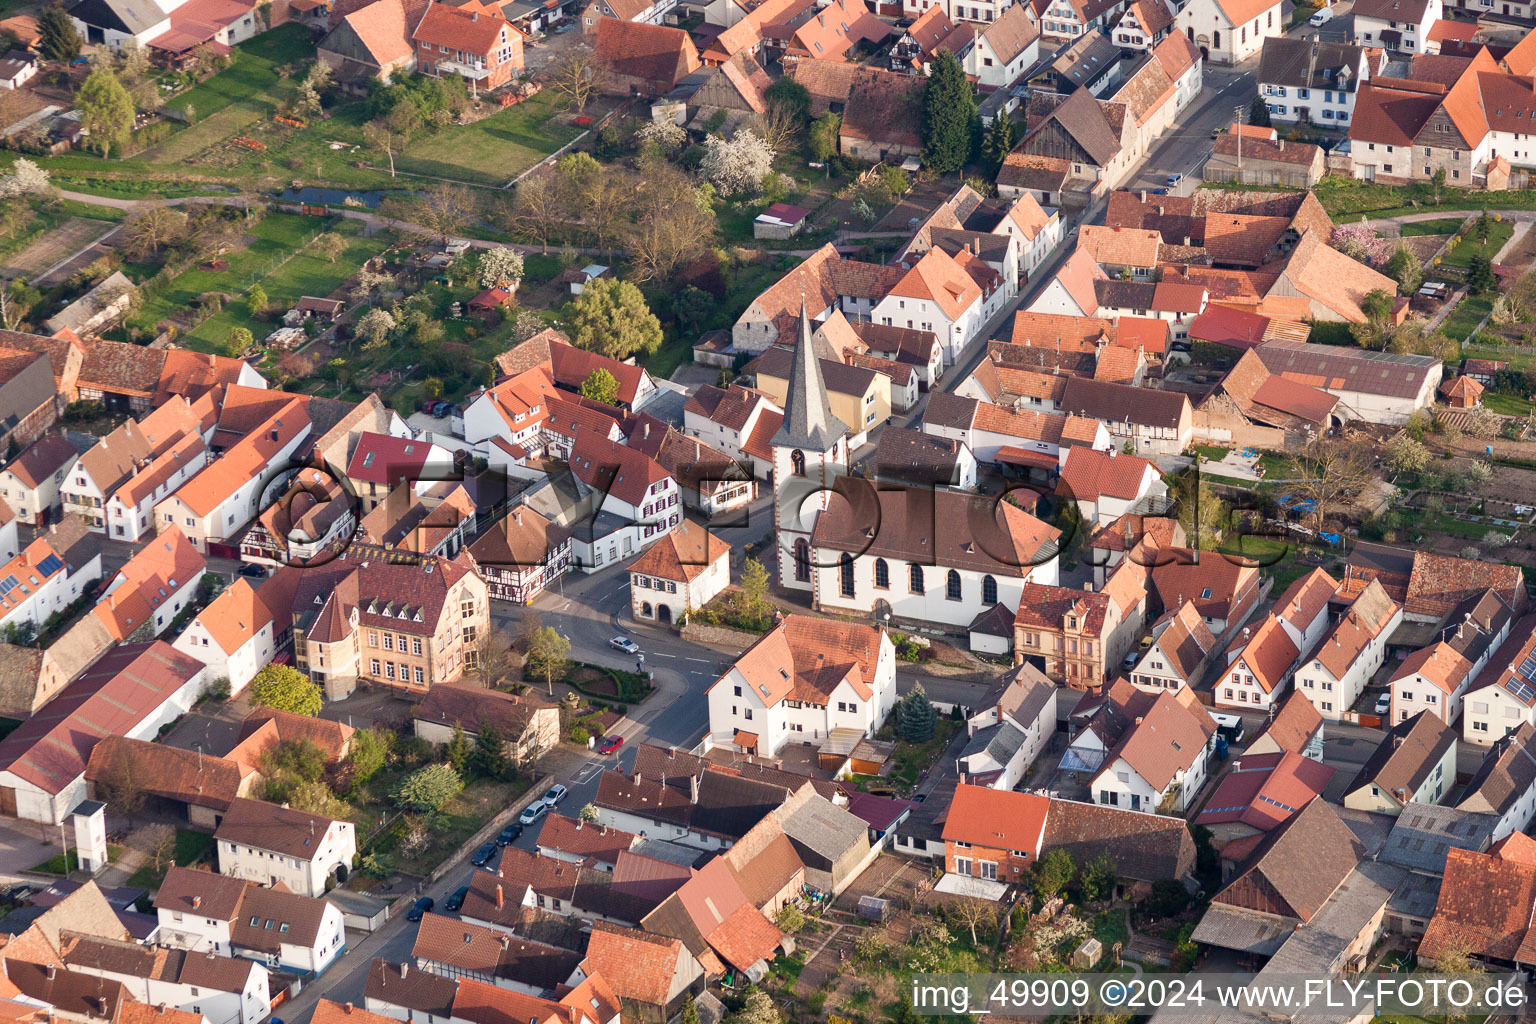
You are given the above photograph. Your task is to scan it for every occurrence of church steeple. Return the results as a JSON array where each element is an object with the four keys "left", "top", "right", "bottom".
[{"left": 771, "top": 300, "right": 848, "bottom": 452}]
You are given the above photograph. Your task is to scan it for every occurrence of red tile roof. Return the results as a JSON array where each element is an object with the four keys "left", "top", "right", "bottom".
[
  {"left": 1195, "top": 750, "right": 1334, "bottom": 831},
  {"left": 942, "top": 782, "right": 1049, "bottom": 853}
]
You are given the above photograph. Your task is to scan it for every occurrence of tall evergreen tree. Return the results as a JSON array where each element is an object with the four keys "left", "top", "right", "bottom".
[
  {"left": 896, "top": 684, "right": 936, "bottom": 742},
  {"left": 981, "top": 114, "right": 1015, "bottom": 173},
  {"left": 1248, "top": 95, "right": 1272, "bottom": 128},
  {"left": 39, "top": 3, "right": 81, "bottom": 62},
  {"left": 920, "top": 50, "right": 976, "bottom": 173}
]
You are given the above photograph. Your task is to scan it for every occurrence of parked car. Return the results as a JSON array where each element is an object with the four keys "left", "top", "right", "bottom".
[
  {"left": 444, "top": 885, "right": 469, "bottom": 912},
  {"left": 1148, "top": 187, "right": 1169, "bottom": 195},
  {"left": 496, "top": 823, "right": 522, "bottom": 846},
  {"left": 609, "top": 636, "right": 640, "bottom": 655},
  {"left": 1375, "top": 692, "right": 1392, "bottom": 716},
  {"left": 1121, "top": 651, "right": 1139, "bottom": 670},
  {"left": 406, "top": 897, "right": 434, "bottom": 922},
  {"left": 518, "top": 802, "right": 548, "bottom": 826},
  {"left": 542, "top": 784, "right": 568, "bottom": 808},
  {"left": 1166, "top": 173, "right": 1183, "bottom": 187},
  {"left": 1309, "top": 7, "right": 1333, "bottom": 24},
  {"left": 1210, "top": 126, "right": 1226, "bottom": 139},
  {"left": 470, "top": 842, "right": 497, "bottom": 867},
  {"left": 598, "top": 734, "right": 624, "bottom": 755},
  {"left": 237, "top": 563, "right": 268, "bottom": 579}
]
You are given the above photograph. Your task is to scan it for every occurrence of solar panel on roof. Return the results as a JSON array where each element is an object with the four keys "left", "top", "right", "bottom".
[
  {"left": 36, "top": 554, "right": 63, "bottom": 576},
  {"left": 0, "top": 575, "right": 17, "bottom": 597}
]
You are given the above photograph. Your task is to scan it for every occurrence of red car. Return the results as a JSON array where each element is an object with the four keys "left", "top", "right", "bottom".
[{"left": 598, "top": 734, "right": 624, "bottom": 755}]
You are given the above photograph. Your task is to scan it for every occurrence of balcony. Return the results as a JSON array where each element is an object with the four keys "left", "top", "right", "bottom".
[{"left": 434, "top": 58, "right": 494, "bottom": 79}]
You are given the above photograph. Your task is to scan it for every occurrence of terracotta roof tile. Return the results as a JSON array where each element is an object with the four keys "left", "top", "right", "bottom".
[{"left": 942, "top": 782, "right": 1049, "bottom": 851}]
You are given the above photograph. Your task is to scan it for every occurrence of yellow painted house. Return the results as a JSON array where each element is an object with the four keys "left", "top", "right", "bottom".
[{"left": 750, "top": 347, "right": 891, "bottom": 447}]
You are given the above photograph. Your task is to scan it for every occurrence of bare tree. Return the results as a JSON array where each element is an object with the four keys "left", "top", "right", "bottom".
[
  {"left": 1287, "top": 431, "right": 1375, "bottom": 536},
  {"left": 412, "top": 184, "right": 478, "bottom": 245},
  {"left": 578, "top": 169, "right": 633, "bottom": 260},
  {"left": 509, "top": 172, "right": 563, "bottom": 255},
  {"left": 549, "top": 49, "right": 601, "bottom": 113},
  {"left": 753, "top": 101, "right": 802, "bottom": 155},
  {"left": 123, "top": 207, "right": 189, "bottom": 260},
  {"left": 948, "top": 876, "right": 998, "bottom": 946},
  {"left": 625, "top": 162, "right": 716, "bottom": 282},
  {"left": 362, "top": 104, "right": 419, "bottom": 178},
  {"left": 475, "top": 625, "right": 518, "bottom": 687}
]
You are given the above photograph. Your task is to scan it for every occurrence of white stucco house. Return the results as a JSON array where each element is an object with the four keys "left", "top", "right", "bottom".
[
  {"left": 1293, "top": 580, "right": 1401, "bottom": 721},
  {"left": 706, "top": 615, "right": 897, "bottom": 756},
  {"left": 1174, "top": 0, "right": 1282, "bottom": 64},
  {"left": 155, "top": 866, "right": 347, "bottom": 978},
  {"left": 172, "top": 579, "right": 277, "bottom": 698},
  {"left": 628, "top": 520, "right": 731, "bottom": 627},
  {"left": 215, "top": 798, "right": 358, "bottom": 898},
  {"left": 871, "top": 247, "right": 1003, "bottom": 367}
]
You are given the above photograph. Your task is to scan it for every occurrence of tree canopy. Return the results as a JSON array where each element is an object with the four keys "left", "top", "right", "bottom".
[
  {"left": 920, "top": 50, "right": 976, "bottom": 173},
  {"left": 250, "top": 665, "right": 323, "bottom": 716},
  {"left": 77, "top": 69, "right": 135, "bottom": 156},
  {"left": 566, "top": 278, "right": 663, "bottom": 360}
]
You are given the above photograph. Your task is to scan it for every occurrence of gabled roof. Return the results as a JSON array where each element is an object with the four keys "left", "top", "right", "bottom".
[
  {"left": 2, "top": 433, "right": 82, "bottom": 490},
  {"left": 1094, "top": 688, "right": 1215, "bottom": 793},
  {"left": 1246, "top": 689, "right": 1324, "bottom": 756},
  {"left": 594, "top": 18, "right": 700, "bottom": 90},
  {"left": 413, "top": 682, "right": 556, "bottom": 739},
  {"left": 977, "top": 1, "right": 1039, "bottom": 63},
  {"left": 1194, "top": 751, "right": 1335, "bottom": 832},
  {"left": 1058, "top": 446, "right": 1160, "bottom": 502},
  {"left": 624, "top": 519, "right": 729, "bottom": 583},
  {"left": 1347, "top": 711, "right": 1457, "bottom": 804},
  {"left": 1459, "top": 722, "right": 1536, "bottom": 818},
  {"left": 713, "top": 614, "right": 883, "bottom": 709},
  {"left": 0, "top": 642, "right": 202, "bottom": 796},
  {"left": 1024, "top": 86, "right": 1122, "bottom": 166},
  {"left": 811, "top": 485, "right": 1059, "bottom": 578},
  {"left": 581, "top": 922, "right": 692, "bottom": 1007},
  {"left": 942, "top": 783, "right": 1049, "bottom": 851},
  {"left": 412, "top": 914, "right": 582, "bottom": 991},
  {"left": 1214, "top": 797, "right": 1362, "bottom": 922},
  {"left": 86, "top": 736, "right": 253, "bottom": 812},
  {"left": 214, "top": 797, "right": 344, "bottom": 860},
  {"left": 412, "top": 1, "right": 516, "bottom": 53},
  {"left": 1419, "top": 843, "right": 1536, "bottom": 963},
  {"left": 1059, "top": 376, "right": 1190, "bottom": 429},
  {"left": 1406, "top": 551, "right": 1526, "bottom": 620},
  {"left": 1042, "top": 797, "right": 1196, "bottom": 881},
  {"left": 328, "top": 0, "right": 413, "bottom": 65}
]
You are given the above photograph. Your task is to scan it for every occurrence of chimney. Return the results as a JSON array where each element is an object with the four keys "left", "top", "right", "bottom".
[
  {"left": 1139, "top": 190, "right": 1147, "bottom": 201},
  {"left": 632, "top": 770, "right": 641, "bottom": 785},
  {"left": 1182, "top": 235, "right": 1191, "bottom": 245},
  {"left": 1278, "top": 139, "right": 1284, "bottom": 151},
  {"left": 575, "top": 817, "right": 583, "bottom": 830},
  {"left": 513, "top": 510, "right": 522, "bottom": 525},
  {"left": 499, "top": 935, "right": 510, "bottom": 950},
  {"left": 399, "top": 964, "right": 409, "bottom": 980},
  {"left": 192, "top": 896, "right": 202, "bottom": 909},
  {"left": 1231, "top": 760, "right": 1241, "bottom": 771},
  {"left": 644, "top": 423, "right": 650, "bottom": 439},
  {"left": 344, "top": 1006, "right": 354, "bottom": 1016},
  {"left": 690, "top": 774, "right": 700, "bottom": 804},
  {"left": 1135, "top": 716, "right": 1144, "bottom": 725},
  {"left": 97, "top": 999, "right": 109, "bottom": 1015},
  {"left": 46, "top": 966, "right": 56, "bottom": 981},
  {"left": 495, "top": 884, "right": 505, "bottom": 910}
]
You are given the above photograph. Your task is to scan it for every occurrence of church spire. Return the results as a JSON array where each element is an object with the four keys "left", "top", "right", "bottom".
[{"left": 771, "top": 299, "right": 847, "bottom": 453}]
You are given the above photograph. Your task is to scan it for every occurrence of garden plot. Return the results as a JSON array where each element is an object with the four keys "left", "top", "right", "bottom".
[{"left": 1, "top": 217, "right": 117, "bottom": 280}]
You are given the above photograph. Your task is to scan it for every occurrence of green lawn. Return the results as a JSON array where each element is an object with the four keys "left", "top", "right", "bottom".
[
  {"left": 165, "top": 23, "right": 314, "bottom": 118},
  {"left": 1440, "top": 220, "right": 1514, "bottom": 267},
  {"left": 28, "top": 25, "right": 576, "bottom": 196},
  {"left": 181, "top": 219, "right": 387, "bottom": 352},
  {"left": 1462, "top": 341, "right": 1536, "bottom": 371},
  {"left": 1485, "top": 392, "right": 1534, "bottom": 416},
  {"left": 1309, "top": 175, "right": 1536, "bottom": 218},
  {"left": 128, "top": 829, "right": 214, "bottom": 888},
  {"left": 28, "top": 844, "right": 124, "bottom": 875},
  {"left": 129, "top": 212, "right": 336, "bottom": 339},
  {"left": 1191, "top": 445, "right": 1230, "bottom": 461},
  {"left": 1440, "top": 295, "right": 1494, "bottom": 342},
  {"left": 1398, "top": 217, "right": 1467, "bottom": 237}
]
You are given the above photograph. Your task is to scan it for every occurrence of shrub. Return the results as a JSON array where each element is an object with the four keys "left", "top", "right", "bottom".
[{"left": 392, "top": 763, "right": 463, "bottom": 812}]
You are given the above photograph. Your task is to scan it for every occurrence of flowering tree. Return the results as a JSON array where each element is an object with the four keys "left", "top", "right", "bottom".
[
  {"left": 0, "top": 159, "right": 50, "bottom": 198},
  {"left": 700, "top": 129, "right": 775, "bottom": 196},
  {"left": 479, "top": 247, "right": 524, "bottom": 289},
  {"left": 636, "top": 118, "right": 687, "bottom": 155},
  {"left": 1330, "top": 221, "right": 1396, "bottom": 267}
]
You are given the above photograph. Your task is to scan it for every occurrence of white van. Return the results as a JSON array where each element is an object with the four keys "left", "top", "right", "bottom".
[{"left": 1309, "top": 7, "right": 1334, "bottom": 25}]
